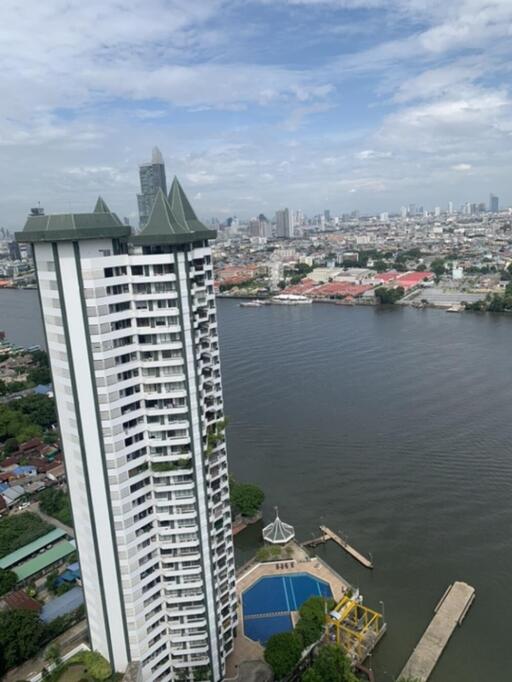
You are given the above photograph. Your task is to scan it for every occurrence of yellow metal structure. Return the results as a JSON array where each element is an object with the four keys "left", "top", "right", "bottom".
[{"left": 325, "top": 594, "right": 384, "bottom": 664}]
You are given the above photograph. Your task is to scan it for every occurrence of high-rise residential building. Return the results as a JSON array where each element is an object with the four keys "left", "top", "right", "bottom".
[
  {"left": 324, "top": 209, "right": 331, "bottom": 222},
  {"left": 137, "top": 147, "right": 168, "bottom": 228},
  {"left": 275, "top": 208, "right": 292, "bottom": 238},
  {"left": 16, "top": 180, "right": 237, "bottom": 682},
  {"left": 448, "top": 201, "right": 454, "bottom": 215},
  {"left": 489, "top": 193, "right": 499, "bottom": 213}
]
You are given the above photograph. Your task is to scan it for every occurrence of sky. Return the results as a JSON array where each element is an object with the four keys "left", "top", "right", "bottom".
[{"left": 1, "top": 0, "right": 512, "bottom": 227}]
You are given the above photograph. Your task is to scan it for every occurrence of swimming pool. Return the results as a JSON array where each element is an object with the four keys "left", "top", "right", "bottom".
[{"left": 242, "top": 573, "right": 332, "bottom": 644}]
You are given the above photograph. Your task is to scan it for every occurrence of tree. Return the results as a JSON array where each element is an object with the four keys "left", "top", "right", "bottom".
[
  {"left": 0, "top": 609, "right": 45, "bottom": 675},
  {"left": 44, "top": 643, "right": 61, "bottom": 667},
  {"left": 375, "top": 286, "right": 405, "bottom": 305},
  {"left": 38, "top": 489, "right": 73, "bottom": 527},
  {"left": 295, "top": 596, "right": 331, "bottom": 647},
  {"left": 28, "top": 367, "right": 52, "bottom": 386},
  {"left": 416, "top": 263, "right": 426, "bottom": 272},
  {"left": 373, "top": 260, "right": 387, "bottom": 273},
  {"left": 430, "top": 258, "right": 446, "bottom": 279},
  {"left": 3, "top": 437, "right": 19, "bottom": 454},
  {"left": 302, "top": 645, "right": 357, "bottom": 682},
  {"left": 264, "top": 631, "right": 303, "bottom": 679},
  {"left": 9, "top": 394, "right": 56, "bottom": 430},
  {"left": 230, "top": 481, "right": 264, "bottom": 517},
  {"left": 0, "top": 568, "right": 17, "bottom": 596}
]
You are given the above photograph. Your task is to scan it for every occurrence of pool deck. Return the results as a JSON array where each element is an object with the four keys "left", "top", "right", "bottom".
[{"left": 226, "top": 542, "right": 351, "bottom": 679}]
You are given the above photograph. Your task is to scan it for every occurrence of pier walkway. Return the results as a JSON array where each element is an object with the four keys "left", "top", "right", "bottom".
[
  {"left": 399, "top": 581, "right": 475, "bottom": 682},
  {"left": 319, "top": 525, "right": 373, "bottom": 569}
]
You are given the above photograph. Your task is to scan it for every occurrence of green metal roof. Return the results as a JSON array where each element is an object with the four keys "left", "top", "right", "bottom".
[
  {"left": 14, "top": 540, "right": 75, "bottom": 581},
  {"left": 15, "top": 177, "right": 214, "bottom": 246},
  {"left": 0, "top": 527, "right": 66, "bottom": 570},
  {"left": 15, "top": 210, "right": 130, "bottom": 243},
  {"left": 131, "top": 178, "right": 216, "bottom": 245}
]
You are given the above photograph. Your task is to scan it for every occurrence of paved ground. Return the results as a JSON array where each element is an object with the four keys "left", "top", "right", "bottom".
[
  {"left": 407, "top": 287, "right": 484, "bottom": 307},
  {"left": 225, "top": 661, "right": 274, "bottom": 681}
]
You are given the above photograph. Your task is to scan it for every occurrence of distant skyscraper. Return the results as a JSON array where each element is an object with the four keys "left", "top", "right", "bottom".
[
  {"left": 400, "top": 206, "right": 407, "bottom": 219},
  {"left": 489, "top": 193, "right": 499, "bottom": 213},
  {"left": 258, "top": 213, "right": 271, "bottom": 238},
  {"left": 434, "top": 206, "right": 441, "bottom": 217},
  {"left": 324, "top": 209, "right": 331, "bottom": 222},
  {"left": 137, "top": 147, "right": 167, "bottom": 228},
  {"left": 276, "top": 208, "right": 292, "bottom": 238},
  {"left": 294, "top": 209, "right": 304, "bottom": 226},
  {"left": 448, "top": 201, "right": 454, "bottom": 215}
]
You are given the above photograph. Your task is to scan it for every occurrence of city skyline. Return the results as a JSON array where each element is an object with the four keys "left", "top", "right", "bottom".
[{"left": 1, "top": 1, "right": 512, "bottom": 226}]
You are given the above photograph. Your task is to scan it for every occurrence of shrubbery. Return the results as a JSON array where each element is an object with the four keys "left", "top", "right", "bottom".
[
  {"left": 0, "top": 512, "right": 52, "bottom": 559},
  {"left": 230, "top": 476, "right": 264, "bottom": 517},
  {"left": 302, "top": 645, "right": 357, "bottom": 682},
  {"left": 38, "top": 488, "right": 73, "bottom": 527}
]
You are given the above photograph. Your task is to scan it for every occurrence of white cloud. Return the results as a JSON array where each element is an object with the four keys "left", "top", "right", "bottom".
[
  {"left": 0, "top": 0, "right": 511, "bottom": 224},
  {"left": 356, "top": 149, "right": 392, "bottom": 160}
]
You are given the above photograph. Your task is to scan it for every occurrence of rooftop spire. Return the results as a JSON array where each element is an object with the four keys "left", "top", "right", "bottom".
[
  {"left": 94, "top": 196, "right": 110, "bottom": 214},
  {"left": 131, "top": 179, "right": 216, "bottom": 246}
]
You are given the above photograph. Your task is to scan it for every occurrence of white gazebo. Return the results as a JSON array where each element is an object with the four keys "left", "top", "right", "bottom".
[{"left": 262, "top": 508, "right": 295, "bottom": 545}]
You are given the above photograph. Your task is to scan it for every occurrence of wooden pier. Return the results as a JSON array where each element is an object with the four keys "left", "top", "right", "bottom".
[
  {"left": 399, "top": 581, "right": 476, "bottom": 682},
  {"left": 315, "top": 525, "right": 373, "bottom": 569}
]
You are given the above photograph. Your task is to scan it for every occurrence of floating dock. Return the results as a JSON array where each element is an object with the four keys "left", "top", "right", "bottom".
[
  {"left": 399, "top": 581, "right": 476, "bottom": 682},
  {"left": 319, "top": 525, "right": 373, "bottom": 569}
]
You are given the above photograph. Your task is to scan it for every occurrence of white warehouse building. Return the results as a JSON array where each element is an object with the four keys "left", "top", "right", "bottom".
[{"left": 16, "top": 180, "right": 237, "bottom": 682}]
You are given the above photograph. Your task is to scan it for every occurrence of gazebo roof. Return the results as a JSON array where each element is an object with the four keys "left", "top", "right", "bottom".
[{"left": 262, "top": 509, "right": 295, "bottom": 545}]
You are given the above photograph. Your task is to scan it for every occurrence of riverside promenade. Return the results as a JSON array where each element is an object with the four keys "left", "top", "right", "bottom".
[{"left": 399, "top": 581, "right": 476, "bottom": 681}]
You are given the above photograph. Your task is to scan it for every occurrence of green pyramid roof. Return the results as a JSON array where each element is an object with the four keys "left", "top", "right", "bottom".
[
  {"left": 94, "top": 196, "right": 111, "bottom": 213},
  {"left": 131, "top": 180, "right": 215, "bottom": 245}
]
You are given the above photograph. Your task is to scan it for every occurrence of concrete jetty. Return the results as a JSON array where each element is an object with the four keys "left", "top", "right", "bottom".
[
  {"left": 399, "top": 581, "right": 476, "bottom": 682},
  {"left": 319, "top": 525, "right": 373, "bottom": 569}
]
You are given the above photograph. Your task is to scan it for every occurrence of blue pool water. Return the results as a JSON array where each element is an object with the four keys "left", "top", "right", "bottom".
[{"left": 242, "top": 573, "right": 332, "bottom": 643}]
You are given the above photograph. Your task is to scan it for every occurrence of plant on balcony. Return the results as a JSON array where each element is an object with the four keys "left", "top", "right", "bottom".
[
  {"left": 150, "top": 461, "right": 175, "bottom": 472},
  {"left": 204, "top": 417, "right": 229, "bottom": 457}
]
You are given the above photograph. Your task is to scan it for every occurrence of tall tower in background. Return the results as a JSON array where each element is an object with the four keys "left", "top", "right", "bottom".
[
  {"left": 16, "top": 181, "right": 237, "bottom": 682},
  {"left": 275, "top": 208, "right": 292, "bottom": 238},
  {"left": 137, "top": 147, "right": 168, "bottom": 228},
  {"left": 489, "top": 193, "right": 499, "bottom": 213}
]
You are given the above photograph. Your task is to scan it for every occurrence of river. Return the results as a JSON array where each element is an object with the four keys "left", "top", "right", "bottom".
[{"left": 1, "top": 288, "right": 511, "bottom": 681}]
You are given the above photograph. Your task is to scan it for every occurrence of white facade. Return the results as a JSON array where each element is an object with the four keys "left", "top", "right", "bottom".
[{"left": 26, "top": 199, "right": 237, "bottom": 682}]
